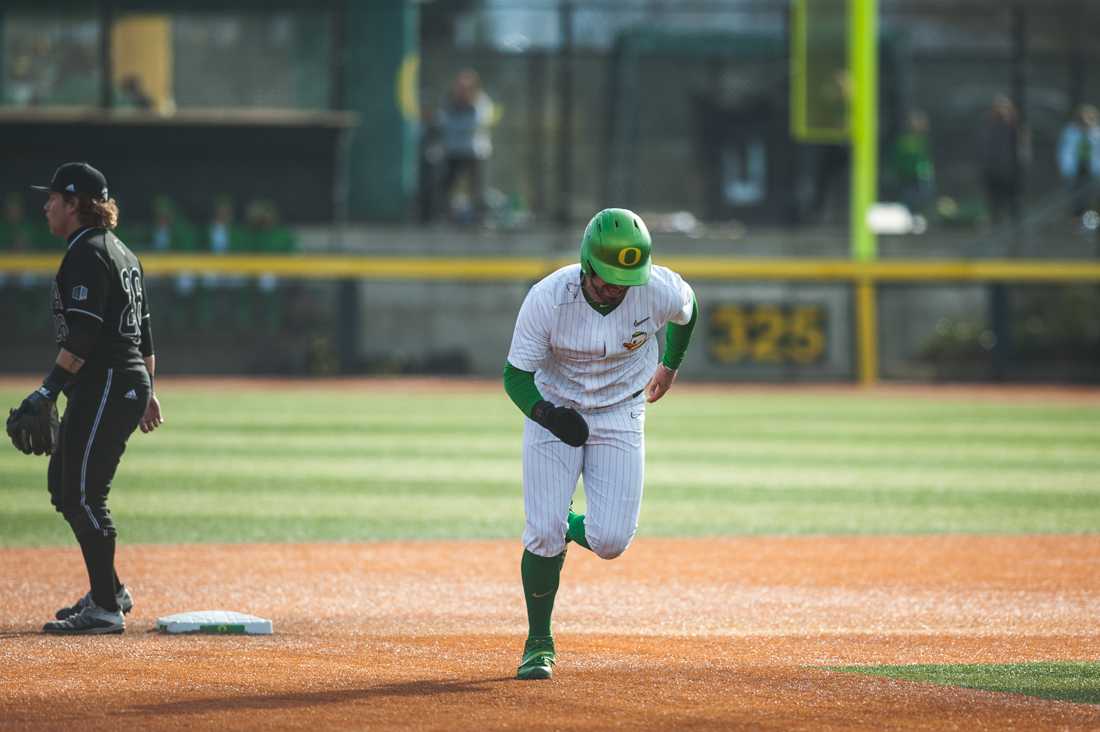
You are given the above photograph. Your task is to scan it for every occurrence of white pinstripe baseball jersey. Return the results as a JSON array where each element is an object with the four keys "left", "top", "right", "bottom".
[{"left": 507, "top": 263, "right": 694, "bottom": 410}]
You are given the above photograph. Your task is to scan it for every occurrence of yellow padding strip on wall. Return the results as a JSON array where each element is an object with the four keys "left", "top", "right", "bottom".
[{"left": 2, "top": 254, "right": 1100, "bottom": 282}]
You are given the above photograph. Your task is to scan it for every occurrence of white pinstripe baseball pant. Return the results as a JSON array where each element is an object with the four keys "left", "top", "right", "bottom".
[{"left": 522, "top": 399, "right": 645, "bottom": 559}]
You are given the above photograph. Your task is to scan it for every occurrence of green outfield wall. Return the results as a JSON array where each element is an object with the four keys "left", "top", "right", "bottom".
[{"left": 1, "top": 255, "right": 1097, "bottom": 383}]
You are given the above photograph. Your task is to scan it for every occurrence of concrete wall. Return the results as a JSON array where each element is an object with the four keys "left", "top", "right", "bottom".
[
  {"left": 356, "top": 279, "right": 532, "bottom": 374},
  {"left": 355, "top": 278, "right": 854, "bottom": 381},
  {"left": 3, "top": 269, "right": 1093, "bottom": 382}
]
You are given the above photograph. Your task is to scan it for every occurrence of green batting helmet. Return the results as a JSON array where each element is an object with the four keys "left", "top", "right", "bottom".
[{"left": 579, "top": 208, "right": 652, "bottom": 286}]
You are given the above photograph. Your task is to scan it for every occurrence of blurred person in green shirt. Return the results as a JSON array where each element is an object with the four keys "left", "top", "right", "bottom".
[
  {"left": 208, "top": 195, "right": 248, "bottom": 254},
  {"left": 241, "top": 199, "right": 296, "bottom": 253},
  {"left": 0, "top": 192, "right": 52, "bottom": 250},
  {"left": 888, "top": 110, "right": 935, "bottom": 217},
  {"left": 150, "top": 196, "right": 198, "bottom": 251},
  {"left": 1057, "top": 104, "right": 1100, "bottom": 226}
]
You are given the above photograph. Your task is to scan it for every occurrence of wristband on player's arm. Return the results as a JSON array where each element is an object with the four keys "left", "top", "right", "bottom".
[
  {"left": 502, "top": 362, "right": 588, "bottom": 447},
  {"left": 502, "top": 361, "right": 544, "bottom": 417},
  {"left": 38, "top": 364, "right": 74, "bottom": 402},
  {"left": 661, "top": 294, "right": 698, "bottom": 371}
]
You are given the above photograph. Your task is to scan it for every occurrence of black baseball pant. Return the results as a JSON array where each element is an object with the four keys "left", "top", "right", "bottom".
[{"left": 48, "top": 368, "right": 149, "bottom": 539}]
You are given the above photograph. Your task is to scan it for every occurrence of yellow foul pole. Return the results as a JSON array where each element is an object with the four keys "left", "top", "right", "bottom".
[{"left": 850, "top": 0, "right": 879, "bottom": 384}]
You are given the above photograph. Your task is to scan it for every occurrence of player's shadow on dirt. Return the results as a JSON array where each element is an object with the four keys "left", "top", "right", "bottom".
[{"left": 123, "top": 678, "right": 516, "bottom": 715}]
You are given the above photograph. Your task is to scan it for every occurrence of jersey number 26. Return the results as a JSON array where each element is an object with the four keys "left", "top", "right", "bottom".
[{"left": 119, "top": 267, "right": 143, "bottom": 342}]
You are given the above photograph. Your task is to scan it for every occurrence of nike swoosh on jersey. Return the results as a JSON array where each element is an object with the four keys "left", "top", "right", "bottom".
[{"left": 634, "top": 316, "right": 650, "bottom": 326}]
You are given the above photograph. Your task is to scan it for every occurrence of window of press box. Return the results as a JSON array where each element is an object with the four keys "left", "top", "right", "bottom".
[
  {"left": 2, "top": 13, "right": 101, "bottom": 108},
  {"left": 1, "top": 11, "right": 333, "bottom": 111}
]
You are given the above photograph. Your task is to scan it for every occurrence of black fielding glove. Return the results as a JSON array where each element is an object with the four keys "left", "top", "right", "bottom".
[
  {"left": 7, "top": 390, "right": 60, "bottom": 456},
  {"left": 531, "top": 400, "right": 589, "bottom": 447}
]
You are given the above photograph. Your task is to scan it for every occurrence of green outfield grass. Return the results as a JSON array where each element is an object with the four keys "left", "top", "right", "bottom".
[
  {"left": 839, "top": 662, "right": 1100, "bottom": 705},
  {"left": 1, "top": 383, "right": 1098, "bottom": 546}
]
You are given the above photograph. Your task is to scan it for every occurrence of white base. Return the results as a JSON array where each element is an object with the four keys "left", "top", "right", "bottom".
[{"left": 156, "top": 610, "right": 273, "bottom": 635}]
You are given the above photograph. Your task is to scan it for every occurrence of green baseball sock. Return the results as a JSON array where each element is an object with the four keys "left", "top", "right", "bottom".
[
  {"left": 521, "top": 549, "right": 565, "bottom": 638},
  {"left": 566, "top": 511, "right": 591, "bottom": 550}
]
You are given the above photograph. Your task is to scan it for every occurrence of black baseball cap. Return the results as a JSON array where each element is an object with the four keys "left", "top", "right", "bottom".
[{"left": 31, "top": 162, "right": 109, "bottom": 201}]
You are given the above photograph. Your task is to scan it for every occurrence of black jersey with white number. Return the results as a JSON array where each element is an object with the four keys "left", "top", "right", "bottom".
[{"left": 51, "top": 227, "right": 152, "bottom": 378}]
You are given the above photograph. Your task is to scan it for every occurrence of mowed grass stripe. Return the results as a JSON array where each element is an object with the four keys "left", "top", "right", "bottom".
[
  {"left": 173, "top": 415, "right": 1098, "bottom": 440},
  {"left": 0, "top": 385, "right": 1097, "bottom": 546},
  {"left": 7, "top": 456, "right": 1096, "bottom": 495},
  {"left": 4, "top": 487, "right": 1096, "bottom": 544},
  {"left": 117, "top": 454, "right": 1100, "bottom": 492},
  {"left": 136, "top": 430, "right": 1098, "bottom": 467},
  {"left": 160, "top": 388, "right": 1098, "bottom": 419},
  {"left": 0, "top": 505, "right": 526, "bottom": 545},
  {"left": 1, "top": 465, "right": 1095, "bottom": 506},
  {"left": 646, "top": 502, "right": 1100, "bottom": 535}
]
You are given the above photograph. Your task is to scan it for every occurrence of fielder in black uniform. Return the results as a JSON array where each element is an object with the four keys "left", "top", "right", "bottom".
[{"left": 6, "top": 162, "right": 164, "bottom": 634}]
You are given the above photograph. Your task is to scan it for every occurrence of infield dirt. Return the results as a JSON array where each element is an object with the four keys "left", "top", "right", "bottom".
[{"left": 2, "top": 536, "right": 1099, "bottom": 730}]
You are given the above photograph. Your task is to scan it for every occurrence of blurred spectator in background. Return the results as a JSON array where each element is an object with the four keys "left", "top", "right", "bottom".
[
  {"left": 150, "top": 195, "right": 198, "bottom": 251},
  {"left": 809, "top": 145, "right": 848, "bottom": 225},
  {"left": 116, "top": 74, "right": 155, "bottom": 111},
  {"left": 418, "top": 104, "right": 445, "bottom": 223},
  {"left": 887, "top": 109, "right": 936, "bottom": 216},
  {"left": 208, "top": 195, "right": 246, "bottom": 253},
  {"left": 0, "top": 192, "right": 50, "bottom": 250},
  {"left": 242, "top": 199, "right": 296, "bottom": 252},
  {"left": 239, "top": 199, "right": 295, "bottom": 334},
  {"left": 979, "top": 94, "right": 1029, "bottom": 226},
  {"left": 1057, "top": 104, "right": 1100, "bottom": 228},
  {"left": 6, "top": 56, "right": 37, "bottom": 106},
  {"left": 438, "top": 69, "right": 496, "bottom": 224}
]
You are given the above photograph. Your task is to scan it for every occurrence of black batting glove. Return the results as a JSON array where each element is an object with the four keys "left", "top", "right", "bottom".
[{"left": 531, "top": 400, "right": 589, "bottom": 447}]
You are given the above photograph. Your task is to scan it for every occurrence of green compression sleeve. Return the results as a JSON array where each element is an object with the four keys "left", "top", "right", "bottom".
[
  {"left": 503, "top": 361, "right": 545, "bottom": 417},
  {"left": 662, "top": 294, "right": 698, "bottom": 371}
]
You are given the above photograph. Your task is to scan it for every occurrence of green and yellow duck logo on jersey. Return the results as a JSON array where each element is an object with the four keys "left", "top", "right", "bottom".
[{"left": 623, "top": 330, "right": 648, "bottom": 352}]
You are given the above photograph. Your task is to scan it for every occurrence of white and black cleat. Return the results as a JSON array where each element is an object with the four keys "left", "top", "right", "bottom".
[
  {"left": 43, "top": 602, "right": 125, "bottom": 635},
  {"left": 55, "top": 586, "right": 133, "bottom": 620}
]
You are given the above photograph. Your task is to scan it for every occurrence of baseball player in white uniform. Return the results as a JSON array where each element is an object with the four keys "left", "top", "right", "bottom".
[{"left": 503, "top": 208, "right": 698, "bottom": 680}]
